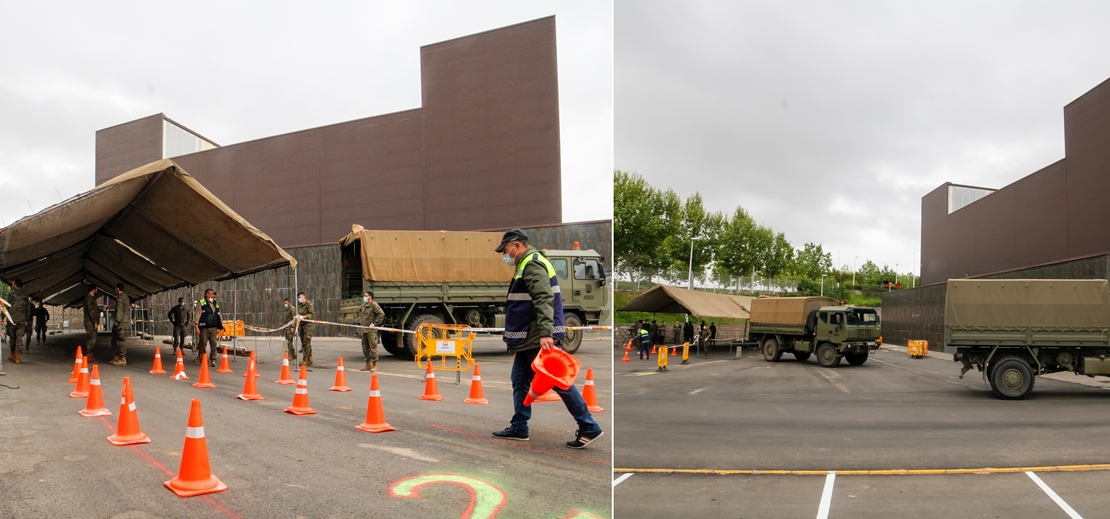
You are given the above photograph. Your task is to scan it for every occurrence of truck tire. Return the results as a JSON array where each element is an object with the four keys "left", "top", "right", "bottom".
[
  {"left": 762, "top": 337, "right": 782, "bottom": 362},
  {"left": 793, "top": 351, "right": 811, "bottom": 362},
  {"left": 380, "top": 331, "right": 406, "bottom": 357},
  {"left": 845, "top": 352, "right": 868, "bottom": 366},
  {"left": 561, "top": 313, "right": 583, "bottom": 354},
  {"left": 816, "top": 343, "right": 840, "bottom": 367},
  {"left": 989, "top": 357, "right": 1035, "bottom": 400},
  {"left": 402, "top": 313, "right": 446, "bottom": 358}
]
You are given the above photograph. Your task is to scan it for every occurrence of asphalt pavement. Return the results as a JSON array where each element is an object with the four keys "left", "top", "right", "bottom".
[
  {"left": 0, "top": 333, "right": 612, "bottom": 519},
  {"left": 612, "top": 343, "right": 1110, "bottom": 518}
]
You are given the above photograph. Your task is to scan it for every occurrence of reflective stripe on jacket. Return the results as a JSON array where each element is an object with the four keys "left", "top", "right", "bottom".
[{"left": 503, "top": 250, "right": 565, "bottom": 348}]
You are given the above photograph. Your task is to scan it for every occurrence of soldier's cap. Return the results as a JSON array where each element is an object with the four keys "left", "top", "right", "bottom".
[{"left": 495, "top": 228, "right": 529, "bottom": 252}]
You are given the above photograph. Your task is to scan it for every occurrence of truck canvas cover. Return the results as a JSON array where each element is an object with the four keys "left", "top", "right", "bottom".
[
  {"left": 945, "top": 279, "right": 1110, "bottom": 330},
  {"left": 339, "top": 225, "right": 513, "bottom": 283},
  {"left": 617, "top": 284, "right": 750, "bottom": 319},
  {"left": 749, "top": 296, "right": 838, "bottom": 325},
  {"left": 0, "top": 159, "right": 295, "bottom": 306}
]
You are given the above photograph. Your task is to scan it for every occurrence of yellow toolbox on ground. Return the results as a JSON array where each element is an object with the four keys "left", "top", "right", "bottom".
[{"left": 907, "top": 340, "right": 929, "bottom": 359}]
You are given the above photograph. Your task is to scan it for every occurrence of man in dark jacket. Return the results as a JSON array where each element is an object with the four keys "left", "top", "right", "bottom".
[
  {"left": 109, "top": 283, "right": 131, "bottom": 366},
  {"left": 490, "top": 229, "right": 602, "bottom": 449},
  {"left": 83, "top": 285, "right": 100, "bottom": 361},
  {"left": 168, "top": 297, "right": 188, "bottom": 354}
]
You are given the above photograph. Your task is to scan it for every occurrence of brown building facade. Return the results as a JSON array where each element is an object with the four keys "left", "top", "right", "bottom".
[
  {"left": 920, "top": 77, "right": 1110, "bottom": 286},
  {"left": 95, "top": 16, "right": 563, "bottom": 248}
]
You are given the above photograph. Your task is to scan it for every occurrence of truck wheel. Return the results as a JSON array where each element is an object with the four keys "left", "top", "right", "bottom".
[
  {"left": 762, "top": 337, "right": 782, "bottom": 362},
  {"left": 793, "top": 351, "right": 811, "bottom": 362},
  {"left": 380, "top": 331, "right": 406, "bottom": 357},
  {"left": 846, "top": 352, "right": 868, "bottom": 366},
  {"left": 817, "top": 343, "right": 839, "bottom": 367},
  {"left": 989, "top": 357, "right": 1035, "bottom": 400},
  {"left": 561, "top": 313, "right": 583, "bottom": 354},
  {"left": 403, "top": 314, "right": 446, "bottom": 358}
]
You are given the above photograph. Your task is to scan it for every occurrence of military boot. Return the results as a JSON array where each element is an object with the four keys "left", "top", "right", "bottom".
[
  {"left": 359, "top": 361, "right": 372, "bottom": 372},
  {"left": 299, "top": 356, "right": 307, "bottom": 367},
  {"left": 306, "top": 355, "right": 313, "bottom": 367},
  {"left": 13, "top": 351, "right": 22, "bottom": 364},
  {"left": 6, "top": 354, "right": 13, "bottom": 362},
  {"left": 109, "top": 356, "right": 121, "bottom": 366},
  {"left": 370, "top": 360, "right": 378, "bottom": 373}
]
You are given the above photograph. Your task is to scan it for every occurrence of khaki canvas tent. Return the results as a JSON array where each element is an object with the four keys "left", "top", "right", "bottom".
[
  {"left": 618, "top": 284, "right": 750, "bottom": 320},
  {"left": 0, "top": 159, "right": 295, "bottom": 306}
]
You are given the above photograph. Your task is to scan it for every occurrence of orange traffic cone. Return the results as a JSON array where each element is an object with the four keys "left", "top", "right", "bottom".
[
  {"left": 79, "top": 365, "right": 112, "bottom": 417},
  {"left": 192, "top": 354, "right": 216, "bottom": 388},
  {"left": 464, "top": 364, "right": 488, "bottom": 404},
  {"left": 624, "top": 339, "right": 632, "bottom": 352},
  {"left": 171, "top": 348, "right": 189, "bottom": 380},
  {"left": 149, "top": 346, "right": 167, "bottom": 374},
  {"left": 355, "top": 374, "right": 395, "bottom": 433},
  {"left": 70, "top": 357, "right": 90, "bottom": 399},
  {"left": 107, "top": 377, "right": 150, "bottom": 446},
  {"left": 237, "top": 357, "right": 264, "bottom": 401},
  {"left": 419, "top": 363, "right": 443, "bottom": 401},
  {"left": 535, "top": 389, "right": 561, "bottom": 402},
  {"left": 524, "top": 348, "right": 580, "bottom": 406},
  {"left": 583, "top": 368, "right": 603, "bottom": 413},
  {"left": 651, "top": 344, "right": 657, "bottom": 355},
  {"left": 69, "top": 346, "right": 84, "bottom": 382},
  {"left": 275, "top": 353, "right": 295, "bottom": 385},
  {"left": 164, "top": 399, "right": 227, "bottom": 497},
  {"left": 216, "top": 347, "right": 233, "bottom": 373},
  {"left": 284, "top": 365, "right": 317, "bottom": 415},
  {"left": 622, "top": 350, "right": 630, "bottom": 362},
  {"left": 243, "top": 350, "right": 260, "bottom": 377},
  {"left": 329, "top": 357, "right": 352, "bottom": 392}
]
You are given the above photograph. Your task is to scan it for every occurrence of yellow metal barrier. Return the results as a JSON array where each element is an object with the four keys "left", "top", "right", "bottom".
[
  {"left": 656, "top": 346, "right": 669, "bottom": 372},
  {"left": 681, "top": 342, "right": 690, "bottom": 365},
  {"left": 907, "top": 340, "right": 928, "bottom": 359},
  {"left": 415, "top": 324, "right": 475, "bottom": 375},
  {"left": 218, "top": 320, "right": 245, "bottom": 339}
]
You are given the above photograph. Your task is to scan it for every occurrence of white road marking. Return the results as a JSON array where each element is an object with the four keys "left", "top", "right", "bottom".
[
  {"left": 613, "top": 473, "right": 634, "bottom": 487},
  {"left": 815, "top": 369, "right": 850, "bottom": 394},
  {"left": 1027, "top": 472, "right": 1084, "bottom": 519},
  {"left": 816, "top": 471, "right": 835, "bottom": 519},
  {"left": 689, "top": 388, "right": 707, "bottom": 395},
  {"left": 357, "top": 444, "right": 439, "bottom": 462}
]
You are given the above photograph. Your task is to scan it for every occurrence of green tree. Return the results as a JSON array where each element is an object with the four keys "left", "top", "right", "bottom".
[
  {"left": 857, "top": 260, "right": 880, "bottom": 286},
  {"left": 614, "top": 171, "right": 679, "bottom": 282},
  {"left": 795, "top": 242, "right": 832, "bottom": 281},
  {"left": 715, "top": 206, "right": 759, "bottom": 286}
]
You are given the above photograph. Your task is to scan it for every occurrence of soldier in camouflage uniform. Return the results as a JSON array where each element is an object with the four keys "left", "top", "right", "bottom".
[
  {"left": 110, "top": 283, "right": 131, "bottom": 365},
  {"left": 282, "top": 297, "right": 296, "bottom": 360},
  {"left": 34, "top": 302, "right": 49, "bottom": 345},
  {"left": 358, "top": 291, "right": 385, "bottom": 372},
  {"left": 296, "top": 292, "right": 314, "bottom": 366},
  {"left": 6, "top": 279, "right": 30, "bottom": 364},
  {"left": 168, "top": 297, "right": 188, "bottom": 354},
  {"left": 83, "top": 285, "right": 100, "bottom": 361}
]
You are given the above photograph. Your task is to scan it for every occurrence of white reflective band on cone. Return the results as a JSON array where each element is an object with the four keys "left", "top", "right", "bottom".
[
  {"left": 80, "top": 368, "right": 88, "bottom": 373},
  {"left": 473, "top": 376, "right": 481, "bottom": 381},
  {"left": 155, "top": 354, "right": 161, "bottom": 358},
  {"left": 91, "top": 379, "right": 101, "bottom": 385},
  {"left": 337, "top": 366, "right": 345, "bottom": 371},
  {"left": 185, "top": 426, "right": 205, "bottom": 439},
  {"left": 175, "top": 373, "right": 187, "bottom": 380},
  {"left": 128, "top": 402, "right": 136, "bottom": 412},
  {"left": 283, "top": 359, "right": 289, "bottom": 366},
  {"left": 120, "top": 397, "right": 127, "bottom": 405},
  {"left": 585, "top": 380, "right": 594, "bottom": 386},
  {"left": 427, "top": 373, "right": 435, "bottom": 379},
  {"left": 295, "top": 388, "right": 307, "bottom": 394},
  {"left": 368, "top": 390, "right": 381, "bottom": 397},
  {"left": 298, "top": 379, "right": 307, "bottom": 385}
]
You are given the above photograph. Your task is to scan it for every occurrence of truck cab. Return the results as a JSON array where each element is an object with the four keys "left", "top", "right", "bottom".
[
  {"left": 541, "top": 247, "right": 610, "bottom": 347},
  {"left": 809, "top": 306, "right": 882, "bottom": 366}
]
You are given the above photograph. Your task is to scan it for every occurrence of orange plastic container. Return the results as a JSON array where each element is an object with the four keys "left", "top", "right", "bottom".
[{"left": 907, "top": 340, "right": 929, "bottom": 359}]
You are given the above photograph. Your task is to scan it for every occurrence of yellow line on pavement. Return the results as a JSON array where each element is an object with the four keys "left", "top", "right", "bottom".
[{"left": 613, "top": 464, "right": 1110, "bottom": 476}]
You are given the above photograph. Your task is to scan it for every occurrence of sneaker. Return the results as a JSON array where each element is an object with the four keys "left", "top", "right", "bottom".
[
  {"left": 491, "top": 428, "right": 529, "bottom": 441},
  {"left": 566, "top": 429, "right": 603, "bottom": 449}
]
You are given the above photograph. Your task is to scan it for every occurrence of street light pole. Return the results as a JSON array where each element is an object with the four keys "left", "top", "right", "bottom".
[
  {"left": 687, "top": 236, "right": 697, "bottom": 290},
  {"left": 852, "top": 256, "right": 858, "bottom": 286},
  {"left": 821, "top": 274, "right": 827, "bottom": 296}
]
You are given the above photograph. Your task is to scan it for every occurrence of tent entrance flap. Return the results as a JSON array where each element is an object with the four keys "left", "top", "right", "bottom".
[{"left": 0, "top": 159, "right": 295, "bottom": 306}]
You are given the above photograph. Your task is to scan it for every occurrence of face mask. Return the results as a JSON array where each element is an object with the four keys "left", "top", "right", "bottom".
[
  {"left": 179, "top": 302, "right": 184, "bottom": 307},
  {"left": 298, "top": 298, "right": 305, "bottom": 304},
  {"left": 363, "top": 296, "right": 369, "bottom": 303},
  {"left": 284, "top": 303, "right": 289, "bottom": 308},
  {"left": 209, "top": 297, "right": 216, "bottom": 303},
  {"left": 502, "top": 254, "right": 514, "bottom": 266}
]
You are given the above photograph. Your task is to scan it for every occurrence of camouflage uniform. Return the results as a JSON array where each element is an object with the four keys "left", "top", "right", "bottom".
[
  {"left": 84, "top": 293, "right": 100, "bottom": 357},
  {"left": 283, "top": 304, "right": 296, "bottom": 359},
  {"left": 358, "top": 300, "right": 385, "bottom": 371},
  {"left": 297, "top": 299, "right": 315, "bottom": 366},
  {"left": 111, "top": 291, "right": 131, "bottom": 364},
  {"left": 168, "top": 303, "right": 187, "bottom": 353},
  {"left": 672, "top": 322, "right": 681, "bottom": 344},
  {"left": 6, "top": 287, "right": 30, "bottom": 363},
  {"left": 698, "top": 325, "right": 711, "bottom": 358}
]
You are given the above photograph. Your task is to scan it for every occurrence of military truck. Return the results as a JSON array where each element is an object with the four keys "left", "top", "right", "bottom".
[
  {"left": 751, "top": 296, "right": 882, "bottom": 367},
  {"left": 949, "top": 279, "right": 1110, "bottom": 400},
  {"left": 337, "top": 227, "right": 608, "bottom": 358}
]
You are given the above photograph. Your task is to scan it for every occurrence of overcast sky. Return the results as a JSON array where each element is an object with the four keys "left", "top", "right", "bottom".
[
  {"left": 616, "top": 1, "right": 1110, "bottom": 277},
  {"left": 0, "top": 1, "right": 612, "bottom": 227}
]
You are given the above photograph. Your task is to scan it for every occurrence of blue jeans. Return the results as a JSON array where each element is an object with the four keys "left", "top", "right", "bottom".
[
  {"left": 509, "top": 347, "right": 602, "bottom": 436},
  {"left": 639, "top": 340, "right": 650, "bottom": 359}
]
